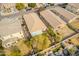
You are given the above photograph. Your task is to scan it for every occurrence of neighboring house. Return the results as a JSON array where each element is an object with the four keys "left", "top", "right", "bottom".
[
  {"left": 69, "top": 18, "right": 79, "bottom": 32},
  {"left": 1, "top": 3, "right": 15, "bottom": 9},
  {"left": 42, "top": 3, "right": 50, "bottom": 7},
  {"left": 23, "top": 12, "right": 47, "bottom": 36},
  {"left": 40, "top": 10, "right": 74, "bottom": 38},
  {"left": 51, "top": 6, "right": 79, "bottom": 23},
  {"left": 24, "top": 3, "right": 28, "bottom": 7},
  {"left": 36, "top": 3, "right": 44, "bottom": 8},
  {"left": 40, "top": 10, "right": 66, "bottom": 29},
  {"left": 51, "top": 6, "right": 79, "bottom": 32},
  {"left": 0, "top": 17, "right": 24, "bottom": 48},
  {"left": 0, "top": 3, "right": 18, "bottom": 16},
  {"left": 66, "top": 3, "right": 79, "bottom": 15}
]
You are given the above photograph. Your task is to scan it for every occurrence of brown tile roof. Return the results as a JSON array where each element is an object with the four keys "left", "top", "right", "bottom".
[
  {"left": 23, "top": 13, "right": 47, "bottom": 33},
  {"left": 52, "top": 6, "right": 77, "bottom": 22},
  {"left": 68, "top": 3, "right": 79, "bottom": 9},
  {"left": 40, "top": 10, "right": 66, "bottom": 29}
]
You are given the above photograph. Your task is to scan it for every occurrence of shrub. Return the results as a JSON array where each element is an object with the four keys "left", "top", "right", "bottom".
[
  {"left": 28, "top": 3, "right": 36, "bottom": 8},
  {"left": 16, "top": 3, "right": 26, "bottom": 10}
]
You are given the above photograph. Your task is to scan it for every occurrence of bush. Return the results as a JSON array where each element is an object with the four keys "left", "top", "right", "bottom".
[
  {"left": 37, "top": 53, "right": 44, "bottom": 56},
  {"left": 28, "top": 3, "right": 36, "bottom": 8},
  {"left": 0, "top": 53, "right": 5, "bottom": 56}
]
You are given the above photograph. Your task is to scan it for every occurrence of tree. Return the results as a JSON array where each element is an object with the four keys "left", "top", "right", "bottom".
[
  {"left": 28, "top": 3, "right": 36, "bottom": 8},
  {"left": 55, "top": 34, "right": 62, "bottom": 43},
  {"left": 0, "top": 39, "right": 5, "bottom": 56},
  {"left": 10, "top": 46, "right": 21, "bottom": 56},
  {"left": 30, "top": 33, "right": 51, "bottom": 53},
  {"left": 67, "top": 45, "right": 78, "bottom": 55},
  {"left": 47, "top": 26, "right": 62, "bottom": 43},
  {"left": 63, "top": 48, "right": 70, "bottom": 56},
  {"left": 16, "top": 3, "right": 26, "bottom": 10},
  {"left": 47, "top": 26, "right": 56, "bottom": 37},
  {"left": 0, "top": 40, "right": 2, "bottom": 47},
  {"left": 0, "top": 40, "right": 4, "bottom": 50}
]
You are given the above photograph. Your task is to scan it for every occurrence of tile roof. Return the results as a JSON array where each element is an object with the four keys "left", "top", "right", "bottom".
[{"left": 23, "top": 12, "right": 47, "bottom": 33}]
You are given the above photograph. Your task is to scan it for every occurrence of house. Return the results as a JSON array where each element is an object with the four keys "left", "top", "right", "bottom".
[
  {"left": 40, "top": 10, "right": 67, "bottom": 29},
  {"left": 24, "top": 3, "right": 28, "bottom": 7},
  {"left": 0, "top": 17, "right": 24, "bottom": 48},
  {"left": 54, "top": 3, "right": 68, "bottom": 8},
  {"left": 66, "top": 3, "right": 79, "bottom": 15},
  {"left": 1, "top": 3, "right": 15, "bottom": 9},
  {"left": 51, "top": 6, "right": 79, "bottom": 23},
  {"left": 36, "top": 3, "right": 44, "bottom": 8},
  {"left": 23, "top": 12, "right": 47, "bottom": 36},
  {"left": 69, "top": 18, "right": 79, "bottom": 32},
  {"left": 51, "top": 6, "right": 79, "bottom": 32},
  {"left": 40, "top": 10, "right": 74, "bottom": 38}
]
